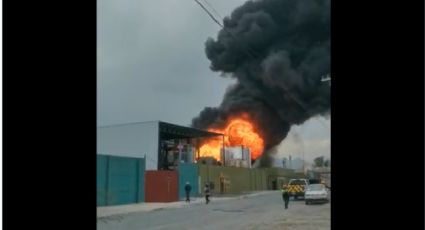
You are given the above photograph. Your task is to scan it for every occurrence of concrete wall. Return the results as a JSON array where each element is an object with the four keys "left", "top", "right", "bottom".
[{"left": 97, "top": 121, "right": 159, "bottom": 170}]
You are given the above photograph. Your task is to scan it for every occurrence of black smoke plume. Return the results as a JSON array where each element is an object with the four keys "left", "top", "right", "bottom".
[{"left": 192, "top": 0, "right": 330, "bottom": 166}]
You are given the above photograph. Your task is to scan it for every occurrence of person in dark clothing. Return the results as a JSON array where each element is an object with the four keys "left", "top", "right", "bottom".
[
  {"left": 204, "top": 183, "right": 210, "bottom": 204},
  {"left": 282, "top": 185, "right": 290, "bottom": 209},
  {"left": 184, "top": 182, "right": 192, "bottom": 202}
]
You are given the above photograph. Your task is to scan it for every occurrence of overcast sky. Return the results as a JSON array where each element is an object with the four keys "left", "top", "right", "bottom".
[{"left": 97, "top": 0, "right": 330, "bottom": 162}]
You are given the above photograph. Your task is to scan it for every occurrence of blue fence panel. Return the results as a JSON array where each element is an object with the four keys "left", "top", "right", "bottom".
[
  {"left": 178, "top": 163, "right": 199, "bottom": 199},
  {"left": 97, "top": 155, "right": 108, "bottom": 206},
  {"left": 107, "top": 156, "right": 138, "bottom": 205},
  {"left": 97, "top": 154, "right": 145, "bottom": 206},
  {"left": 137, "top": 158, "right": 145, "bottom": 202}
]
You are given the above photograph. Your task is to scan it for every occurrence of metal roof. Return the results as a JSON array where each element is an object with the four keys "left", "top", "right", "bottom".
[{"left": 159, "top": 121, "right": 223, "bottom": 139}]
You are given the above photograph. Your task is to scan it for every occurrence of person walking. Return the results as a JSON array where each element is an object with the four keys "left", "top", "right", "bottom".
[
  {"left": 282, "top": 185, "right": 290, "bottom": 209},
  {"left": 204, "top": 183, "right": 210, "bottom": 204},
  {"left": 184, "top": 182, "right": 192, "bottom": 202}
]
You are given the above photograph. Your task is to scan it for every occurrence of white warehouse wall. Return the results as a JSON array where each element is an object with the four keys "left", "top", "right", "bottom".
[{"left": 97, "top": 121, "right": 159, "bottom": 170}]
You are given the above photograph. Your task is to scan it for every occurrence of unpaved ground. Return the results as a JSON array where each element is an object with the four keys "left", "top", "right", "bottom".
[{"left": 97, "top": 191, "right": 330, "bottom": 230}]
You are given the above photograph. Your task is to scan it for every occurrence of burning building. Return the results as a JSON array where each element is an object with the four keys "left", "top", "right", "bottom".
[
  {"left": 97, "top": 121, "right": 224, "bottom": 170},
  {"left": 198, "top": 113, "right": 263, "bottom": 163},
  {"left": 97, "top": 120, "right": 303, "bottom": 205},
  {"left": 223, "top": 146, "right": 252, "bottom": 168}
]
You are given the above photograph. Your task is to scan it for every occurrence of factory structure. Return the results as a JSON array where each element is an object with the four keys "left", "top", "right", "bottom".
[{"left": 97, "top": 121, "right": 302, "bottom": 206}]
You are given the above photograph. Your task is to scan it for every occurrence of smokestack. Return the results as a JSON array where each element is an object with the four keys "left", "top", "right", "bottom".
[
  {"left": 289, "top": 155, "right": 292, "bottom": 169},
  {"left": 192, "top": 0, "right": 330, "bottom": 166}
]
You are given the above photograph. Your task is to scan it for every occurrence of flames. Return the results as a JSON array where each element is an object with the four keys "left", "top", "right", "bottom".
[
  {"left": 198, "top": 138, "right": 222, "bottom": 160},
  {"left": 199, "top": 116, "right": 264, "bottom": 161}
]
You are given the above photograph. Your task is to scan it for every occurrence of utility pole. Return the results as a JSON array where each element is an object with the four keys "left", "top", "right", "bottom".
[{"left": 289, "top": 155, "right": 292, "bottom": 170}]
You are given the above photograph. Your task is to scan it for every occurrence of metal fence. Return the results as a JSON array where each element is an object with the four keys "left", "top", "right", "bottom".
[{"left": 97, "top": 154, "right": 145, "bottom": 206}]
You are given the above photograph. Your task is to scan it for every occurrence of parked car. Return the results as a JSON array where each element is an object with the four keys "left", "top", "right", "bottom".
[{"left": 305, "top": 183, "right": 329, "bottom": 204}]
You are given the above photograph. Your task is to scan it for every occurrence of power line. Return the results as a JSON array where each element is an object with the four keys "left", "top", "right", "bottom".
[
  {"left": 193, "top": 0, "right": 259, "bottom": 59},
  {"left": 202, "top": 0, "right": 224, "bottom": 22},
  {"left": 194, "top": 0, "right": 223, "bottom": 27}
]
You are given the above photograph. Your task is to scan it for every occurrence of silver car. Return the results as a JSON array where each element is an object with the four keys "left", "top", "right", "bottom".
[{"left": 304, "top": 184, "right": 329, "bottom": 205}]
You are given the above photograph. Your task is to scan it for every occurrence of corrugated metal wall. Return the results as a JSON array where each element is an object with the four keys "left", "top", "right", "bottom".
[
  {"left": 178, "top": 163, "right": 199, "bottom": 199},
  {"left": 263, "top": 168, "right": 297, "bottom": 189},
  {"left": 198, "top": 165, "right": 267, "bottom": 194},
  {"left": 97, "top": 154, "right": 145, "bottom": 206},
  {"left": 198, "top": 165, "right": 299, "bottom": 194},
  {"left": 145, "top": 170, "right": 178, "bottom": 202}
]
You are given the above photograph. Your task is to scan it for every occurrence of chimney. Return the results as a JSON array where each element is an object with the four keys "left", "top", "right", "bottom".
[{"left": 289, "top": 155, "right": 292, "bottom": 169}]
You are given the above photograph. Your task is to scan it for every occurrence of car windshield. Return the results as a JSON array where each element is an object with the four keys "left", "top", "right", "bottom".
[
  {"left": 307, "top": 184, "right": 325, "bottom": 191},
  {"left": 289, "top": 180, "right": 306, "bottom": 185}
]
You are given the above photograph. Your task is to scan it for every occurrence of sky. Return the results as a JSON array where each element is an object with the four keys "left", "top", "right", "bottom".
[{"left": 97, "top": 0, "right": 330, "bottom": 163}]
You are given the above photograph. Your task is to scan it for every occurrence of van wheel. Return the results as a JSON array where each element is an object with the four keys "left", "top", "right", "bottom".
[{"left": 305, "top": 200, "right": 309, "bottom": 205}]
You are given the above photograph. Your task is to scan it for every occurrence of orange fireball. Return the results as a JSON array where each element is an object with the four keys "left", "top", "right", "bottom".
[{"left": 199, "top": 116, "right": 264, "bottom": 161}]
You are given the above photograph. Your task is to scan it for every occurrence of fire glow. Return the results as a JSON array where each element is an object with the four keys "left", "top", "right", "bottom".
[{"left": 199, "top": 117, "right": 264, "bottom": 161}]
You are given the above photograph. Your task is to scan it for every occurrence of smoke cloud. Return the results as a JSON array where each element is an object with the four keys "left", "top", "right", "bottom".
[{"left": 192, "top": 0, "right": 330, "bottom": 166}]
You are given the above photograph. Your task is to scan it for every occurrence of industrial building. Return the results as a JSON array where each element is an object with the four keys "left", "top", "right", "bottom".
[
  {"left": 97, "top": 121, "right": 224, "bottom": 170},
  {"left": 97, "top": 121, "right": 302, "bottom": 207}
]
